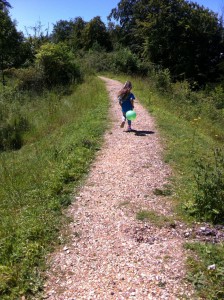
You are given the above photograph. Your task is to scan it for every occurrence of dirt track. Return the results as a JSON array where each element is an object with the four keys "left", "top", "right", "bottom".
[{"left": 44, "top": 77, "right": 195, "bottom": 299}]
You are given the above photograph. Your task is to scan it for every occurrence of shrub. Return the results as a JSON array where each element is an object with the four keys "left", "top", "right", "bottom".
[
  {"left": 112, "top": 48, "right": 139, "bottom": 74},
  {"left": 6, "top": 67, "right": 44, "bottom": 91},
  {"left": 35, "top": 43, "right": 82, "bottom": 86},
  {"left": 79, "top": 50, "right": 113, "bottom": 74},
  {"left": 211, "top": 85, "right": 224, "bottom": 109},
  {"left": 155, "top": 68, "right": 172, "bottom": 92},
  {"left": 0, "top": 115, "right": 29, "bottom": 151},
  {"left": 194, "top": 148, "right": 224, "bottom": 223}
]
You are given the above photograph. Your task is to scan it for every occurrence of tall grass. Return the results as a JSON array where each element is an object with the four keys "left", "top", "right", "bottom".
[{"left": 0, "top": 76, "right": 109, "bottom": 299}]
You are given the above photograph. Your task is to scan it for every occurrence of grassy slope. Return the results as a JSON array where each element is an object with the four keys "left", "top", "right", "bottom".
[{"left": 0, "top": 76, "right": 109, "bottom": 299}]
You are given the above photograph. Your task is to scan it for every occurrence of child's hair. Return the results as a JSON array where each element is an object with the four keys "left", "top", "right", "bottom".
[{"left": 118, "top": 81, "right": 132, "bottom": 97}]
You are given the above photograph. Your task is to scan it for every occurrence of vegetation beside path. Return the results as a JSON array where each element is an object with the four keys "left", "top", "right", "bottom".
[{"left": 0, "top": 76, "right": 109, "bottom": 299}]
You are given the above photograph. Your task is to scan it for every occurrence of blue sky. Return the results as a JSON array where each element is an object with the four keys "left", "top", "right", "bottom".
[{"left": 9, "top": 0, "right": 224, "bottom": 34}]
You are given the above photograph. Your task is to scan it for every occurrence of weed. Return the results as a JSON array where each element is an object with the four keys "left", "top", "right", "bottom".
[
  {"left": 153, "top": 184, "right": 173, "bottom": 196},
  {"left": 185, "top": 242, "right": 224, "bottom": 299},
  {"left": 136, "top": 210, "right": 173, "bottom": 228},
  {"left": 194, "top": 148, "right": 224, "bottom": 224}
]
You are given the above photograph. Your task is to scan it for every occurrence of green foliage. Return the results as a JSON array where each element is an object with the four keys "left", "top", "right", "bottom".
[
  {"left": 210, "top": 85, "right": 224, "bottom": 110},
  {"left": 0, "top": 1, "right": 12, "bottom": 10},
  {"left": 111, "top": 48, "right": 139, "bottom": 74},
  {"left": 193, "top": 148, "right": 224, "bottom": 223},
  {"left": 52, "top": 16, "right": 112, "bottom": 52},
  {"left": 5, "top": 67, "right": 44, "bottom": 91},
  {"left": 35, "top": 43, "right": 82, "bottom": 86},
  {"left": 52, "top": 17, "right": 86, "bottom": 50},
  {"left": 153, "top": 184, "right": 173, "bottom": 196},
  {"left": 82, "top": 16, "right": 112, "bottom": 51},
  {"left": 52, "top": 20, "right": 75, "bottom": 43},
  {"left": 0, "top": 121, "right": 22, "bottom": 151},
  {"left": 154, "top": 68, "right": 172, "bottom": 92},
  {"left": 185, "top": 242, "right": 224, "bottom": 299},
  {"left": 0, "top": 9, "right": 23, "bottom": 72},
  {"left": 79, "top": 49, "right": 113, "bottom": 74},
  {"left": 109, "top": 0, "right": 224, "bottom": 83},
  {"left": 0, "top": 76, "right": 109, "bottom": 299},
  {"left": 0, "top": 86, "right": 31, "bottom": 151},
  {"left": 78, "top": 47, "right": 143, "bottom": 75}
]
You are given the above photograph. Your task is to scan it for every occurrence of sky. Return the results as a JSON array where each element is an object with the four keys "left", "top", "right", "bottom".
[{"left": 9, "top": 0, "right": 224, "bottom": 35}]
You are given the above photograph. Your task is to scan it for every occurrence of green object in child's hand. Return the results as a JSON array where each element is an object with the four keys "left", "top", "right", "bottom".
[{"left": 126, "top": 110, "right": 136, "bottom": 120}]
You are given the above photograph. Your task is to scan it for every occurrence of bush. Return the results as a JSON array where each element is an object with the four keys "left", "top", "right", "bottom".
[
  {"left": 0, "top": 115, "right": 29, "bottom": 151},
  {"left": 154, "top": 68, "right": 172, "bottom": 92},
  {"left": 79, "top": 50, "right": 113, "bottom": 74},
  {"left": 194, "top": 148, "right": 224, "bottom": 224},
  {"left": 5, "top": 67, "right": 44, "bottom": 91},
  {"left": 112, "top": 48, "right": 139, "bottom": 74},
  {"left": 211, "top": 85, "right": 224, "bottom": 109},
  {"left": 35, "top": 43, "right": 82, "bottom": 86}
]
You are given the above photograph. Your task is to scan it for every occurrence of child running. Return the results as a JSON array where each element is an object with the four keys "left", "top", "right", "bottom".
[{"left": 118, "top": 81, "right": 135, "bottom": 131}]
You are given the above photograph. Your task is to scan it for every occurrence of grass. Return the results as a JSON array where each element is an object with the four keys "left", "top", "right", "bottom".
[
  {"left": 136, "top": 210, "right": 175, "bottom": 228},
  {"left": 185, "top": 242, "right": 224, "bottom": 299},
  {"left": 0, "top": 76, "right": 109, "bottom": 299}
]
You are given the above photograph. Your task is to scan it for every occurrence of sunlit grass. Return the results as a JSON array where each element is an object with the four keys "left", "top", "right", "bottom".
[{"left": 0, "top": 76, "right": 109, "bottom": 299}]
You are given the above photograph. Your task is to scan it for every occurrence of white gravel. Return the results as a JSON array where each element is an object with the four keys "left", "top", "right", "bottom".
[{"left": 43, "top": 77, "right": 196, "bottom": 300}]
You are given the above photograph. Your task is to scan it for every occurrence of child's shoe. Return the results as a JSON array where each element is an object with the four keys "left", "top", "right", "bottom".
[
  {"left": 120, "top": 121, "right": 125, "bottom": 128},
  {"left": 127, "top": 126, "right": 132, "bottom": 132}
]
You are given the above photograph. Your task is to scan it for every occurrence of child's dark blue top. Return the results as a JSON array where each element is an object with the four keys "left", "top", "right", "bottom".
[{"left": 120, "top": 93, "right": 135, "bottom": 112}]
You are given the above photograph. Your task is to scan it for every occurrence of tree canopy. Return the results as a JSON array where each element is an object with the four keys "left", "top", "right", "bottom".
[
  {"left": 1, "top": 0, "right": 224, "bottom": 85},
  {"left": 109, "top": 0, "right": 224, "bottom": 83},
  {"left": 0, "top": 0, "right": 11, "bottom": 11}
]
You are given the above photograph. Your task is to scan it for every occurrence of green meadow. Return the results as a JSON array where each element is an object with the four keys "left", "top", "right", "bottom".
[{"left": 0, "top": 76, "right": 109, "bottom": 298}]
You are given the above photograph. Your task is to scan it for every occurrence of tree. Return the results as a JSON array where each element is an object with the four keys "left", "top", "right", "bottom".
[
  {"left": 35, "top": 42, "right": 82, "bottom": 86},
  {"left": 24, "top": 21, "right": 50, "bottom": 63},
  {"left": 51, "top": 20, "right": 74, "bottom": 43},
  {"left": 69, "top": 17, "right": 86, "bottom": 51},
  {"left": 82, "top": 16, "right": 112, "bottom": 51},
  {"left": 109, "top": 0, "right": 224, "bottom": 83},
  {"left": 108, "top": 0, "right": 147, "bottom": 52},
  {"left": 0, "top": 9, "right": 22, "bottom": 84},
  {"left": 107, "top": 21, "right": 123, "bottom": 50},
  {"left": 51, "top": 18, "right": 86, "bottom": 51},
  {"left": 0, "top": 0, "right": 11, "bottom": 11}
]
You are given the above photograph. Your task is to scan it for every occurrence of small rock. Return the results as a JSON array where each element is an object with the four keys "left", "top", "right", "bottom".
[{"left": 208, "top": 264, "right": 216, "bottom": 270}]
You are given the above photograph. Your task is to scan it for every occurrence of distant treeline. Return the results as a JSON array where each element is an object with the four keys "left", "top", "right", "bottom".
[{"left": 1, "top": 0, "right": 224, "bottom": 87}]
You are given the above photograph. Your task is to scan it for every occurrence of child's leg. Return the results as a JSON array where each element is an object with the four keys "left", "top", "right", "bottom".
[{"left": 120, "top": 112, "right": 126, "bottom": 128}]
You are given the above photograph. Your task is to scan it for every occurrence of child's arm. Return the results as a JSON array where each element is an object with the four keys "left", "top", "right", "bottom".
[
  {"left": 131, "top": 99, "right": 134, "bottom": 109},
  {"left": 118, "top": 96, "right": 123, "bottom": 106}
]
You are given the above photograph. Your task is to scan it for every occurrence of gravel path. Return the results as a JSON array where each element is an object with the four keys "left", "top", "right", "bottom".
[{"left": 44, "top": 77, "right": 195, "bottom": 300}]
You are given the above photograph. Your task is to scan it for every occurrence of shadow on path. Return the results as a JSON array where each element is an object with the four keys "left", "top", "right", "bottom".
[{"left": 125, "top": 129, "right": 155, "bottom": 136}]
